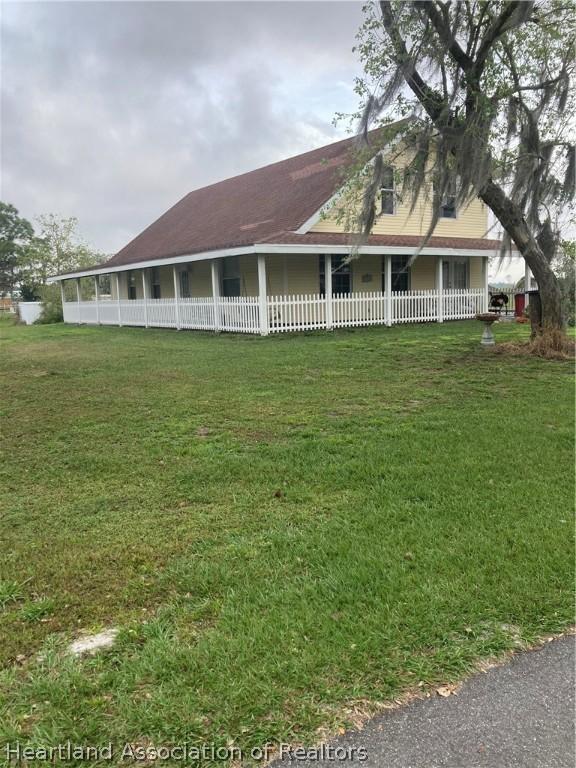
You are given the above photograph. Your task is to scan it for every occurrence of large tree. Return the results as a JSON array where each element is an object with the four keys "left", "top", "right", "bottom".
[
  {"left": 0, "top": 203, "right": 34, "bottom": 297},
  {"left": 351, "top": 0, "right": 574, "bottom": 335},
  {"left": 18, "top": 214, "right": 100, "bottom": 294}
]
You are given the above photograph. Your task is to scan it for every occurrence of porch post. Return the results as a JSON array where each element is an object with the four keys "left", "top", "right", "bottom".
[
  {"left": 385, "top": 254, "right": 392, "bottom": 326},
  {"left": 142, "top": 270, "right": 149, "bottom": 328},
  {"left": 482, "top": 256, "right": 489, "bottom": 312},
  {"left": 211, "top": 259, "right": 221, "bottom": 332},
  {"left": 524, "top": 260, "right": 531, "bottom": 307},
  {"left": 59, "top": 281, "right": 66, "bottom": 309},
  {"left": 94, "top": 276, "right": 100, "bottom": 324},
  {"left": 436, "top": 257, "right": 444, "bottom": 323},
  {"left": 75, "top": 278, "right": 82, "bottom": 324},
  {"left": 115, "top": 273, "right": 122, "bottom": 327},
  {"left": 257, "top": 253, "right": 269, "bottom": 336},
  {"left": 325, "top": 253, "right": 333, "bottom": 330},
  {"left": 172, "top": 266, "right": 181, "bottom": 330}
]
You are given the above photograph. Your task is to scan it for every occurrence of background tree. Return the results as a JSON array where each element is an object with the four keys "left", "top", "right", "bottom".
[
  {"left": 351, "top": 0, "right": 575, "bottom": 337},
  {"left": 553, "top": 239, "right": 575, "bottom": 326},
  {"left": 22, "top": 214, "right": 98, "bottom": 284},
  {"left": 0, "top": 203, "right": 33, "bottom": 297}
]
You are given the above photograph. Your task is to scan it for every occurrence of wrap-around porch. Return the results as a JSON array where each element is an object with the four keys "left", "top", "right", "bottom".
[{"left": 59, "top": 252, "right": 490, "bottom": 335}]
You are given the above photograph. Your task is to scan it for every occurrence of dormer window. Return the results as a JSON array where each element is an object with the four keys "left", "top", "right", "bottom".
[
  {"left": 440, "top": 177, "right": 457, "bottom": 218},
  {"left": 380, "top": 166, "right": 395, "bottom": 215}
]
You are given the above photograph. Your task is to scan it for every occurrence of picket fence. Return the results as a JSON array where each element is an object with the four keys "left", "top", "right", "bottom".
[{"left": 63, "top": 289, "right": 485, "bottom": 334}]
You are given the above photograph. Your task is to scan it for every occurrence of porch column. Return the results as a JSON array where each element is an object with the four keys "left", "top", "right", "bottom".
[
  {"left": 75, "top": 278, "right": 82, "bottom": 324},
  {"left": 524, "top": 260, "right": 531, "bottom": 307},
  {"left": 481, "top": 256, "right": 489, "bottom": 313},
  {"left": 257, "top": 253, "right": 269, "bottom": 336},
  {"left": 172, "top": 266, "right": 181, "bottom": 330},
  {"left": 435, "top": 257, "right": 444, "bottom": 323},
  {"left": 385, "top": 254, "right": 392, "bottom": 326},
  {"left": 59, "top": 281, "right": 66, "bottom": 309},
  {"left": 211, "top": 259, "right": 221, "bottom": 332},
  {"left": 115, "top": 273, "right": 122, "bottom": 327},
  {"left": 94, "top": 276, "right": 100, "bottom": 325},
  {"left": 142, "top": 270, "right": 149, "bottom": 328},
  {"left": 325, "top": 253, "right": 333, "bottom": 330}
]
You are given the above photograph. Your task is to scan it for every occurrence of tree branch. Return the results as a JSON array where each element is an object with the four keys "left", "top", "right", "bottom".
[{"left": 379, "top": 1, "right": 447, "bottom": 123}]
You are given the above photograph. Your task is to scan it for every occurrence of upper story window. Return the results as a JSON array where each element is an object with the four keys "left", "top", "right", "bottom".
[
  {"left": 440, "top": 177, "right": 457, "bottom": 218},
  {"left": 151, "top": 267, "right": 161, "bottom": 299},
  {"left": 319, "top": 254, "right": 351, "bottom": 296},
  {"left": 127, "top": 271, "right": 137, "bottom": 300},
  {"left": 179, "top": 269, "right": 191, "bottom": 298},
  {"left": 380, "top": 166, "right": 395, "bottom": 215},
  {"left": 222, "top": 256, "right": 241, "bottom": 297}
]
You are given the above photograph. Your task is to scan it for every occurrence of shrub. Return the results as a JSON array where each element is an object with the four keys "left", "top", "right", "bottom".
[{"left": 37, "top": 284, "right": 63, "bottom": 324}]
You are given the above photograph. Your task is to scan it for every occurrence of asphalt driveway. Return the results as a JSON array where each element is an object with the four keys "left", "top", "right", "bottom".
[{"left": 272, "top": 634, "right": 575, "bottom": 768}]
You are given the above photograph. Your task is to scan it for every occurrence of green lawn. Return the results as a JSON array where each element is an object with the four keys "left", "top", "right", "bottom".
[{"left": 0, "top": 319, "right": 573, "bottom": 764}]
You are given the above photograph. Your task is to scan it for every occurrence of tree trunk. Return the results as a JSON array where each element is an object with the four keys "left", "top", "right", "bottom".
[
  {"left": 479, "top": 180, "right": 565, "bottom": 334},
  {"left": 527, "top": 291, "right": 542, "bottom": 338}
]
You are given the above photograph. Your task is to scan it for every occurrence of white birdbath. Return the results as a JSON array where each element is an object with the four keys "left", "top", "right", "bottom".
[{"left": 476, "top": 313, "right": 499, "bottom": 346}]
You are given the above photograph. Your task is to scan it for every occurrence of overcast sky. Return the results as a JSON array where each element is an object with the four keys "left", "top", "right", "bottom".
[
  {"left": 1, "top": 0, "right": 364, "bottom": 255},
  {"left": 1, "top": 0, "right": 523, "bottom": 280}
]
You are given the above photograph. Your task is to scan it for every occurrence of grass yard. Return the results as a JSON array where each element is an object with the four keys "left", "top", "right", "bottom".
[{"left": 0, "top": 319, "right": 573, "bottom": 764}]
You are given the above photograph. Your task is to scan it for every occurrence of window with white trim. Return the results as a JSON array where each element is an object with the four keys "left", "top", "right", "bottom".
[
  {"left": 222, "top": 256, "right": 241, "bottom": 297},
  {"left": 179, "top": 269, "right": 191, "bottom": 298},
  {"left": 127, "top": 271, "right": 137, "bottom": 300},
  {"left": 380, "top": 166, "right": 395, "bottom": 215},
  {"left": 382, "top": 255, "right": 410, "bottom": 292},
  {"left": 440, "top": 177, "right": 457, "bottom": 218},
  {"left": 151, "top": 267, "right": 161, "bottom": 299},
  {"left": 320, "top": 255, "right": 351, "bottom": 295}
]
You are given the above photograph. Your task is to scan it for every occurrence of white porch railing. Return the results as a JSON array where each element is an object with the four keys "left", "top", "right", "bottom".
[{"left": 63, "top": 289, "right": 485, "bottom": 334}]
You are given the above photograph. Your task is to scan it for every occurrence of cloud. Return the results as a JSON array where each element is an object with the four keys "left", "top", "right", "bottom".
[{"left": 1, "top": 1, "right": 364, "bottom": 253}]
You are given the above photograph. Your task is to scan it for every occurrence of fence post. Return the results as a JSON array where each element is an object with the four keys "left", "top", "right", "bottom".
[
  {"left": 325, "top": 253, "right": 333, "bottom": 330},
  {"left": 211, "top": 260, "right": 221, "bottom": 332},
  {"left": 94, "top": 276, "right": 100, "bottom": 325},
  {"left": 115, "top": 273, "right": 122, "bottom": 326},
  {"left": 60, "top": 281, "right": 66, "bottom": 320},
  {"left": 385, "top": 254, "right": 392, "bottom": 326},
  {"left": 257, "top": 254, "right": 269, "bottom": 336},
  {"left": 172, "top": 266, "right": 181, "bottom": 330},
  {"left": 75, "top": 278, "right": 82, "bottom": 323},
  {"left": 524, "top": 260, "right": 531, "bottom": 308},
  {"left": 142, "top": 270, "right": 149, "bottom": 328},
  {"left": 435, "top": 257, "right": 444, "bottom": 323},
  {"left": 482, "top": 256, "right": 489, "bottom": 313}
]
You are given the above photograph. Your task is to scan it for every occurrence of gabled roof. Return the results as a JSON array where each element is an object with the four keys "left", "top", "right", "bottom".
[{"left": 105, "top": 133, "right": 363, "bottom": 268}]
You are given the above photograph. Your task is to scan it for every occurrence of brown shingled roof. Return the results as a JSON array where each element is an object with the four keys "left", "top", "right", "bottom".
[
  {"left": 100, "top": 130, "right": 500, "bottom": 271},
  {"left": 105, "top": 134, "right": 361, "bottom": 268}
]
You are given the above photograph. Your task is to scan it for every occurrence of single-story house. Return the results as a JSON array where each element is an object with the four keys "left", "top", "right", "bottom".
[{"left": 49, "top": 131, "right": 524, "bottom": 334}]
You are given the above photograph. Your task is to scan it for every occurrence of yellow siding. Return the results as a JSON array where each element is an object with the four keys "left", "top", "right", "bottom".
[
  {"left": 158, "top": 266, "right": 174, "bottom": 298},
  {"left": 311, "top": 145, "right": 488, "bottom": 239},
  {"left": 351, "top": 253, "right": 382, "bottom": 292},
  {"left": 189, "top": 261, "right": 212, "bottom": 297},
  {"left": 106, "top": 253, "right": 485, "bottom": 303},
  {"left": 265, "top": 254, "right": 288, "bottom": 295},
  {"left": 285, "top": 253, "right": 320, "bottom": 294},
  {"left": 469, "top": 258, "right": 483, "bottom": 289},
  {"left": 410, "top": 256, "right": 436, "bottom": 290},
  {"left": 312, "top": 193, "right": 487, "bottom": 238}
]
